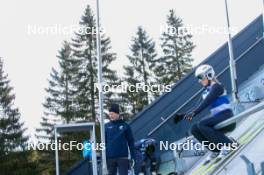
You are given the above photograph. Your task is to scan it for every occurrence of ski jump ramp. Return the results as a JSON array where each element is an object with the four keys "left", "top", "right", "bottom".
[
  {"left": 66, "top": 15, "right": 264, "bottom": 175},
  {"left": 186, "top": 103, "right": 264, "bottom": 175},
  {"left": 129, "top": 15, "right": 264, "bottom": 144},
  {"left": 130, "top": 15, "right": 264, "bottom": 175}
]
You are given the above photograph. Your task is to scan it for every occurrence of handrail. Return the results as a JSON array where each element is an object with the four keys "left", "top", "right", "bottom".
[
  {"left": 215, "top": 100, "right": 264, "bottom": 129},
  {"left": 147, "top": 89, "right": 203, "bottom": 136},
  {"left": 147, "top": 37, "right": 263, "bottom": 136}
]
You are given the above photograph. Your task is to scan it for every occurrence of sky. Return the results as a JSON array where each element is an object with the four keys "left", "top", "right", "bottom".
[{"left": 0, "top": 0, "right": 262, "bottom": 141}]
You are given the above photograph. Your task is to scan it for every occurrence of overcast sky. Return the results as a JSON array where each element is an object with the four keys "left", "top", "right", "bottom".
[{"left": 0, "top": 0, "right": 262, "bottom": 141}]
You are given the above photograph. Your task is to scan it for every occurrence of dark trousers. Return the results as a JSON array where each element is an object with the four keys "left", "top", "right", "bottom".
[
  {"left": 191, "top": 110, "right": 233, "bottom": 152},
  {"left": 107, "top": 158, "right": 129, "bottom": 175},
  {"left": 135, "top": 154, "right": 157, "bottom": 175}
]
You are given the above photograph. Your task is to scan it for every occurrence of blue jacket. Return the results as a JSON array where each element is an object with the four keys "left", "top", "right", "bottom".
[
  {"left": 134, "top": 138, "right": 157, "bottom": 163},
  {"left": 194, "top": 82, "right": 232, "bottom": 116},
  {"left": 105, "top": 119, "right": 135, "bottom": 159}
]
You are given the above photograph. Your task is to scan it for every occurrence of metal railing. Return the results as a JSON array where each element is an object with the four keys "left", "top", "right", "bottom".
[
  {"left": 147, "top": 37, "right": 263, "bottom": 136},
  {"left": 215, "top": 100, "right": 264, "bottom": 129}
]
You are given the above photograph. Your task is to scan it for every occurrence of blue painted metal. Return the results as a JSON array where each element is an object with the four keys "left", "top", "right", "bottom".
[
  {"left": 240, "top": 155, "right": 257, "bottom": 175},
  {"left": 66, "top": 15, "right": 264, "bottom": 175},
  {"left": 129, "top": 15, "right": 264, "bottom": 148},
  {"left": 261, "top": 161, "right": 264, "bottom": 175},
  {"left": 65, "top": 158, "right": 92, "bottom": 175}
]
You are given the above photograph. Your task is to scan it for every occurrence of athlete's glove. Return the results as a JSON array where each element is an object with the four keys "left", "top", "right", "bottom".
[
  {"left": 184, "top": 111, "right": 195, "bottom": 121},
  {"left": 173, "top": 113, "right": 185, "bottom": 124}
]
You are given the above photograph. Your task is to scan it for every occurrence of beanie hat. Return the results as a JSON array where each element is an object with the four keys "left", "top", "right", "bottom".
[{"left": 109, "top": 104, "right": 119, "bottom": 114}]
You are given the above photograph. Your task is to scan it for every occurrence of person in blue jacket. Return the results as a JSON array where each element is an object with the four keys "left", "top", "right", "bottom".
[
  {"left": 105, "top": 103, "right": 136, "bottom": 175},
  {"left": 184, "top": 64, "right": 236, "bottom": 164},
  {"left": 134, "top": 138, "right": 158, "bottom": 175}
]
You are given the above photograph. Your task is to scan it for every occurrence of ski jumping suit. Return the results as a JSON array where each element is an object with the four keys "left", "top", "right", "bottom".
[{"left": 191, "top": 82, "right": 233, "bottom": 152}]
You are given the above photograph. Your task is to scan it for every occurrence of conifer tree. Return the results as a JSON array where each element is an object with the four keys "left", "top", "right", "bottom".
[
  {"left": 156, "top": 9, "right": 195, "bottom": 85},
  {"left": 71, "top": 5, "right": 118, "bottom": 122},
  {"left": 123, "top": 26, "right": 157, "bottom": 115},
  {"left": 0, "top": 58, "right": 37, "bottom": 174}
]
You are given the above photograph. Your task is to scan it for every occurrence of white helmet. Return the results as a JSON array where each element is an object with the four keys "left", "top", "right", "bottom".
[{"left": 195, "top": 64, "right": 215, "bottom": 80}]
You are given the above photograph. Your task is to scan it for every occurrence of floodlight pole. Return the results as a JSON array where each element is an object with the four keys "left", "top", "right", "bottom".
[
  {"left": 95, "top": 0, "right": 108, "bottom": 174},
  {"left": 263, "top": 0, "right": 264, "bottom": 36},
  {"left": 55, "top": 127, "right": 59, "bottom": 175},
  {"left": 91, "top": 124, "right": 98, "bottom": 174},
  {"left": 224, "top": 0, "right": 239, "bottom": 103}
]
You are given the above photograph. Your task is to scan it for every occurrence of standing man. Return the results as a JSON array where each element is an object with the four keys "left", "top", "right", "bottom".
[{"left": 105, "top": 103, "right": 136, "bottom": 175}]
